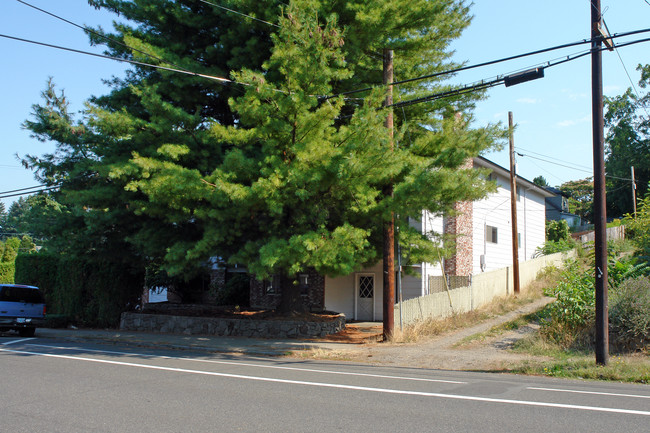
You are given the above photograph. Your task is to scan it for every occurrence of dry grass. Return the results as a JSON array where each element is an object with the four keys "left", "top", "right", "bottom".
[{"left": 387, "top": 268, "right": 560, "bottom": 344}]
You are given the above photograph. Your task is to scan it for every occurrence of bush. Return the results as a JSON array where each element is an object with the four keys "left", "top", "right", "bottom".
[
  {"left": 15, "top": 252, "right": 144, "bottom": 328},
  {"left": 0, "top": 261, "right": 15, "bottom": 284},
  {"left": 534, "top": 239, "right": 575, "bottom": 257},
  {"left": 609, "top": 276, "right": 650, "bottom": 352},
  {"left": 607, "top": 258, "right": 649, "bottom": 289},
  {"left": 15, "top": 253, "right": 59, "bottom": 307},
  {"left": 541, "top": 260, "right": 595, "bottom": 348},
  {"left": 546, "top": 220, "right": 571, "bottom": 242},
  {"left": 213, "top": 273, "right": 250, "bottom": 307}
]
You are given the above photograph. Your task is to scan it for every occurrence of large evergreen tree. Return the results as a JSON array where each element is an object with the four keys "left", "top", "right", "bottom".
[{"left": 23, "top": 0, "right": 503, "bottom": 308}]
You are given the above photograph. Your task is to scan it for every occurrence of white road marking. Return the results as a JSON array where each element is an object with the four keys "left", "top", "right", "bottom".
[
  {"left": 1, "top": 338, "right": 35, "bottom": 345},
  {"left": 25, "top": 343, "right": 466, "bottom": 384},
  {"left": 2, "top": 346, "right": 650, "bottom": 416},
  {"left": 528, "top": 387, "right": 650, "bottom": 400}
]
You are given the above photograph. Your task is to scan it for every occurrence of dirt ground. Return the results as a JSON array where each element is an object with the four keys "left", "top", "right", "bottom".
[{"left": 297, "top": 297, "right": 556, "bottom": 371}]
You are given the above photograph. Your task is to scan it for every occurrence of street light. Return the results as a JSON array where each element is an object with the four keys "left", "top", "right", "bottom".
[{"left": 504, "top": 67, "right": 545, "bottom": 87}]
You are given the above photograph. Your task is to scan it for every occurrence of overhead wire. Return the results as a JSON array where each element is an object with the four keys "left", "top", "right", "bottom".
[
  {"left": 196, "top": 0, "right": 279, "bottom": 27},
  {"left": 0, "top": 185, "right": 58, "bottom": 195},
  {"left": 0, "top": 33, "right": 234, "bottom": 84},
  {"left": 0, "top": 186, "right": 59, "bottom": 199},
  {"left": 9, "top": 0, "right": 336, "bottom": 98},
  {"left": 602, "top": 18, "right": 650, "bottom": 119},
  {"left": 515, "top": 152, "right": 634, "bottom": 182},
  {"left": 515, "top": 146, "right": 593, "bottom": 172},
  {"left": 7, "top": 0, "right": 650, "bottom": 106},
  {"left": 385, "top": 36, "right": 650, "bottom": 110},
  {"left": 327, "top": 27, "right": 650, "bottom": 100},
  {"left": 15, "top": 0, "right": 185, "bottom": 71}
]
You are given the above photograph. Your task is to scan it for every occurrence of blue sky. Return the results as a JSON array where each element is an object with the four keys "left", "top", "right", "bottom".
[{"left": 1, "top": 0, "right": 649, "bottom": 209}]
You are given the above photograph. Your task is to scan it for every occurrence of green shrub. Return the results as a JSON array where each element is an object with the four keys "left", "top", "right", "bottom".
[
  {"left": 15, "top": 253, "right": 59, "bottom": 307},
  {"left": 213, "top": 273, "right": 251, "bottom": 307},
  {"left": 541, "top": 260, "right": 595, "bottom": 348},
  {"left": 546, "top": 220, "right": 571, "bottom": 242},
  {"left": 1, "top": 237, "right": 20, "bottom": 263},
  {"left": 15, "top": 252, "right": 144, "bottom": 328},
  {"left": 534, "top": 239, "right": 575, "bottom": 257},
  {"left": 609, "top": 276, "right": 650, "bottom": 352},
  {"left": 607, "top": 258, "right": 649, "bottom": 289},
  {"left": 0, "top": 261, "right": 15, "bottom": 284}
]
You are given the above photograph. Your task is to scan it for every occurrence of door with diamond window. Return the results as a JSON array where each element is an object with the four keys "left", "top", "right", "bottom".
[{"left": 356, "top": 274, "right": 375, "bottom": 321}]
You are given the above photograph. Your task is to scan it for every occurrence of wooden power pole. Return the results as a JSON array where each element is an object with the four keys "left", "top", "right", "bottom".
[
  {"left": 382, "top": 49, "right": 395, "bottom": 341},
  {"left": 631, "top": 166, "right": 637, "bottom": 218},
  {"left": 591, "top": 0, "right": 609, "bottom": 366},
  {"left": 508, "top": 112, "right": 521, "bottom": 295}
]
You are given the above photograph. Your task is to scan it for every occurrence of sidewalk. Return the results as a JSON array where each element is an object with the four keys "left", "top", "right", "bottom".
[{"left": 33, "top": 323, "right": 381, "bottom": 357}]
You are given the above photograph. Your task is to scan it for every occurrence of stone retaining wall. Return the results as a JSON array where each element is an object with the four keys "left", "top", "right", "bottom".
[{"left": 119, "top": 312, "right": 346, "bottom": 339}]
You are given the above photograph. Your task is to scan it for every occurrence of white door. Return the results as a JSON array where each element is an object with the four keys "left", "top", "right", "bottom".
[{"left": 355, "top": 274, "right": 375, "bottom": 321}]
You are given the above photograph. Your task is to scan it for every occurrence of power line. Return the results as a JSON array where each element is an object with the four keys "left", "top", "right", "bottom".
[
  {"left": 515, "top": 146, "right": 593, "bottom": 171},
  {"left": 0, "top": 185, "right": 56, "bottom": 195},
  {"left": 15, "top": 0, "right": 183, "bottom": 71},
  {"left": 197, "top": 0, "right": 279, "bottom": 28},
  {"left": 386, "top": 36, "right": 650, "bottom": 110},
  {"left": 515, "top": 152, "right": 634, "bottom": 182},
  {"left": 0, "top": 186, "right": 58, "bottom": 199},
  {"left": 0, "top": 33, "right": 234, "bottom": 85},
  {"left": 602, "top": 18, "right": 650, "bottom": 119},
  {"left": 328, "top": 27, "right": 650, "bottom": 99}
]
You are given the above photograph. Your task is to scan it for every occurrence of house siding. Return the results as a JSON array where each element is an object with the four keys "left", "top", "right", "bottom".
[
  {"left": 472, "top": 170, "right": 549, "bottom": 273},
  {"left": 325, "top": 262, "right": 385, "bottom": 321}
]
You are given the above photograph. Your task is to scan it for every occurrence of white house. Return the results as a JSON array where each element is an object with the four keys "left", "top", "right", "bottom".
[{"left": 321, "top": 156, "right": 553, "bottom": 321}]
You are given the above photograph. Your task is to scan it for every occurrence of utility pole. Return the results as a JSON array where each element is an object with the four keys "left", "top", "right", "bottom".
[
  {"left": 508, "top": 112, "right": 521, "bottom": 295},
  {"left": 382, "top": 48, "right": 395, "bottom": 341},
  {"left": 591, "top": 0, "right": 609, "bottom": 366},
  {"left": 631, "top": 166, "right": 637, "bottom": 218}
]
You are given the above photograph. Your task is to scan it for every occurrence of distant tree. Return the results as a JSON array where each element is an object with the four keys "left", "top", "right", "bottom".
[
  {"left": 3, "top": 198, "right": 31, "bottom": 236},
  {"left": 605, "top": 65, "right": 650, "bottom": 218},
  {"left": 533, "top": 176, "right": 550, "bottom": 188},
  {"left": 560, "top": 178, "right": 594, "bottom": 223},
  {"left": 0, "top": 202, "right": 6, "bottom": 237},
  {"left": 546, "top": 219, "right": 570, "bottom": 242},
  {"left": 1, "top": 237, "right": 20, "bottom": 263},
  {"left": 18, "top": 235, "right": 37, "bottom": 254}
]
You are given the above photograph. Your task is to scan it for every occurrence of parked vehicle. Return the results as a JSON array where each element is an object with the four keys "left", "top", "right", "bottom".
[{"left": 0, "top": 284, "right": 46, "bottom": 337}]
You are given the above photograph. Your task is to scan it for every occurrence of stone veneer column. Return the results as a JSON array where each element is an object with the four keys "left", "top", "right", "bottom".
[{"left": 443, "top": 158, "right": 474, "bottom": 276}]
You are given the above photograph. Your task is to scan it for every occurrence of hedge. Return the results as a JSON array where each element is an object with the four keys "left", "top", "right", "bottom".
[
  {"left": 15, "top": 253, "right": 144, "bottom": 328},
  {"left": 0, "top": 261, "right": 15, "bottom": 284}
]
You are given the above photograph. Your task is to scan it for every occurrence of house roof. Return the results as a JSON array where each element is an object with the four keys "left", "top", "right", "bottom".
[{"left": 474, "top": 156, "right": 555, "bottom": 198}]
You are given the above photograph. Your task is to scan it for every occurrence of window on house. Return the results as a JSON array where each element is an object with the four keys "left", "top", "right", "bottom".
[
  {"left": 298, "top": 273, "right": 309, "bottom": 296},
  {"left": 264, "top": 275, "right": 281, "bottom": 295},
  {"left": 518, "top": 233, "right": 522, "bottom": 248},
  {"left": 486, "top": 225, "right": 498, "bottom": 244},
  {"left": 562, "top": 197, "right": 569, "bottom": 212}
]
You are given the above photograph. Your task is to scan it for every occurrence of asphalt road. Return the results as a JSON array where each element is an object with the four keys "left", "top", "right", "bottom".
[{"left": 1, "top": 335, "right": 649, "bottom": 433}]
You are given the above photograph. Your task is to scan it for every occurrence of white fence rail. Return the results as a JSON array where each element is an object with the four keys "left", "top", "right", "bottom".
[{"left": 394, "top": 250, "right": 576, "bottom": 326}]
